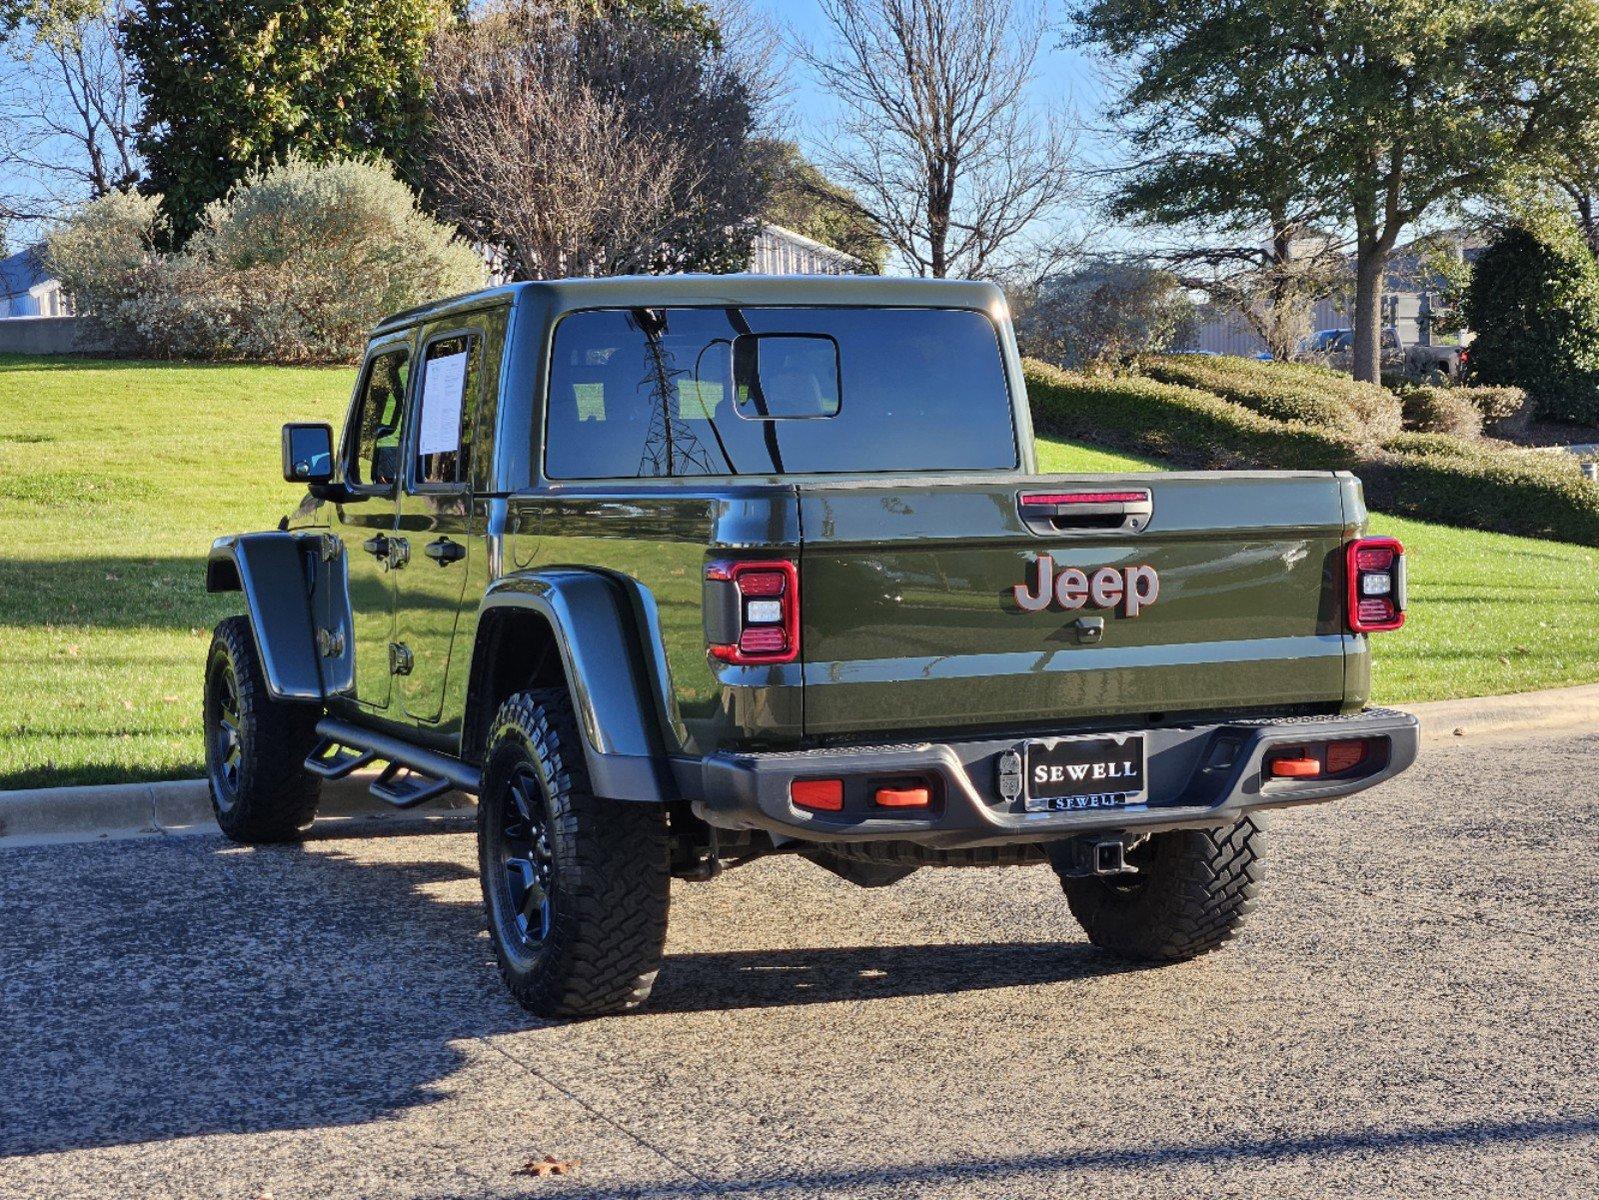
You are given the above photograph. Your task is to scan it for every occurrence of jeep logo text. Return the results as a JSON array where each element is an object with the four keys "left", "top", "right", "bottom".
[{"left": 1013, "top": 557, "right": 1160, "bottom": 617}]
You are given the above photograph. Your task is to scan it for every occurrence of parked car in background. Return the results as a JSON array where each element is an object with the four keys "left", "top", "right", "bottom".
[{"left": 1300, "top": 326, "right": 1465, "bottom": 381}]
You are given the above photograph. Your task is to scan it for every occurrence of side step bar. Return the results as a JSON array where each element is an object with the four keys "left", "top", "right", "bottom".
[{"left": 306, "top": 718, "right": 482, "bottom": 810}]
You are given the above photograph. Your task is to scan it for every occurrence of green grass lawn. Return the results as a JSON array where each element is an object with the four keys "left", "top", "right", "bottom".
[
  {"left": 1, "top": 360, "right": 1594, "bottom": 788},
  {"left": 0, "top": 355, "right": 354, "bottom": 788}
]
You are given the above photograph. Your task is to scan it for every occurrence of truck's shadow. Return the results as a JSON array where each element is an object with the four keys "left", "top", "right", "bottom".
[
  {"left": 0, "top": 834, "right": 1117, "bottom": 1158},
  {"left": 647, "top": 940, "right": 1136, "bottom": 1013}
]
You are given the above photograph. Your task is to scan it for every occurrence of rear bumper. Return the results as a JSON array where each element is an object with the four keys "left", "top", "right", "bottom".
[{"left": 688, "top": 708, "right": 1418, "bottom": 850}]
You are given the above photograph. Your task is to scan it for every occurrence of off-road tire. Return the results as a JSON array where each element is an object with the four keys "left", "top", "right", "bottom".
[
  {"left": 1055, "top": 817, "right": 1266, "bottom": 961},
  {"left": 204, "top": 615, "right": 323, "bottom": 843},
  {"left": 478, "top": 689, "right": 670, "bottom": 1018}
]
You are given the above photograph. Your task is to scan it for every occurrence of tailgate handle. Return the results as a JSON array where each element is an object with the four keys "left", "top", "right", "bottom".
[{"left": 1018, "top": 490, "right": 1152, "bottom": 535}]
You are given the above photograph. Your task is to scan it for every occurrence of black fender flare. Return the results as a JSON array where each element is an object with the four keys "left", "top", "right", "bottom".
[
  {"left": 206, "top": 533, "right": 325, "bottom": 702},
  {"left": 475, "top": 570, "right": 673, "bottom": 803}
]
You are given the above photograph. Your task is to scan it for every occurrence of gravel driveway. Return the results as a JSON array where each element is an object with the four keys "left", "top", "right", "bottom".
[{"left": 2, "top": 725, "right": 1596, "bottom": 1198}]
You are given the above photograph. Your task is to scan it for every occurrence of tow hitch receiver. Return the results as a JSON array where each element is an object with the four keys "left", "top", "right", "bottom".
[{"left": 1049, "top": 836, "right": 1139, "bottom": 878}]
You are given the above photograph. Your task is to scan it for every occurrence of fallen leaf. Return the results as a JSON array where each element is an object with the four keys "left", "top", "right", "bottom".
[{"left": 515, "top": 1155, "right": 582, "bottom": 1178}]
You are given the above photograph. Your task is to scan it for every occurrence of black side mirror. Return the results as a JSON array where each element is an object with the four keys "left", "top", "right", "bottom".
[{"left": 282, "top": 422, "right": 334, "bottom": 484}]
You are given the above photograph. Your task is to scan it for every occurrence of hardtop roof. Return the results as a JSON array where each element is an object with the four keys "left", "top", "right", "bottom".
[{"left": 371, "top": 273, "right": 1004, "bottom": 334}]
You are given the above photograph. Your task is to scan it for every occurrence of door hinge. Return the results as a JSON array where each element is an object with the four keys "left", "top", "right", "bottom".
[
  {"left": 388, "top": 642, "right": 414, "bottom": 676},
  {"left": 319, "top": 533, "right": 341, "bottom": 562},
  {"left": 316, "top": 627, "right": 346, "bottom": 658}
]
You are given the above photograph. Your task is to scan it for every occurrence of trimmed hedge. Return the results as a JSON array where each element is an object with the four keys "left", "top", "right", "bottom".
[
  {"left": 1025, "top": 360, "right": 1362, "bottom": 471},
  {"left": 1381, "top": 431, "right": 1483, "bottom": 459},
  {"left": 1396, "top": 385, "right": 1483, "bottom": 439},
  {"left": 1139, "top": 353, "right": 1403, "bottom": 444},
  {"left": 1463, "top": 384, "right": 1530, "bottom": 426},
  {"left": 1024, "top": 358, "right": 1599, "bottom": 546},
  {"left": 1361, "top": 450, "right": 1599, "bottom": 545}
]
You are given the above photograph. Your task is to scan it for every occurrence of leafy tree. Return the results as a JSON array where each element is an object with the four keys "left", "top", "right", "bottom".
[
  {"left": 122, "top": 0, "right": 444, "bottom": 241},
  {"left": 762, "top": 142, "right": 886, "bottom": 273},
  {"left": 1095, "top": 53, "right": 1343, "bottom": 362},
  {"left": 1072, "top": 0, "right": 1599, "bottom": 383},
  {"left": 2, "top": 0, "right": 98, "bottom": 40},
  {"left": 1464, "top": 215, "right": 1599, "bottom": 424},
  {"left": 581, "top": 0, "right": 721, "bottom": 50}
]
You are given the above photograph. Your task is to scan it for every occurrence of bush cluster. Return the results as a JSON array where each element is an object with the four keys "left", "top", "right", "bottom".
[
  {"left": 1013, "top": 264, "right": 1197, "bottom": 371},
  {"left": 1024, "top": 358, "right": 1599, "bottom": 547},
  {"left": 46, "top": 156, "right": 485, "bottom": 364},
  {"left": 1138, "top": 353, "right": 1402, "bottom": 444},
  {"left": 1395, "top": 385, "right": 1483, "bottom": 439}
]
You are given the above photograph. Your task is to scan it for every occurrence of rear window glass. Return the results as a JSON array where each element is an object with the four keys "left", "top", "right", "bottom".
[{"left": 543, "top": 306, "right": 1017, "bottom": 478}]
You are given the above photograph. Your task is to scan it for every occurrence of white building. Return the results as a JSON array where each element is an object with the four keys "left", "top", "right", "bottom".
[
  {"left": 748, "top": 224, "right": 864, "bottom": 275},
  {"left": 0, "top": 247, "right": 71, "bottom": 318}
]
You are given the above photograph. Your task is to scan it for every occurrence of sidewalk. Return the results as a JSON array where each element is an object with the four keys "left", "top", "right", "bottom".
[
  {"left": 2, "top": 682, "right": 1595, "bottom": 848},
  {"left": 0, "top": 772, "right": 474, "bottom": 848}
]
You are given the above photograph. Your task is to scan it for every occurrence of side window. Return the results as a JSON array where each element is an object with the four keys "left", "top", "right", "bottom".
[
  {"left": 349, "top": 348, "right": 411, "bottom": 487},
  {"left": 414, "top": 333, "right": 480, "bottom": 487}
]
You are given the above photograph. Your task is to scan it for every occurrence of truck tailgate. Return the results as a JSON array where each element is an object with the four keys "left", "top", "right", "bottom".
[{"left": 798, "top": 472, "right": 1360, "bottom": 737}]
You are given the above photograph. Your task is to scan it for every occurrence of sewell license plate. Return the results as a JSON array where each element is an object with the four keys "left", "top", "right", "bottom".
[{"left": 1023, "top": 734, "right": 1147, "bottom": 813}]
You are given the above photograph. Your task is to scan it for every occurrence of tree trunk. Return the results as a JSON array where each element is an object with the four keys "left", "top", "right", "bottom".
[{"left": 1350, "top": 244, "right": 1386, "bottom": 384}]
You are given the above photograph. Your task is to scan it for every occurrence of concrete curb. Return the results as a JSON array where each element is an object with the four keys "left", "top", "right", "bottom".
[
  {"left": 1409, "top": 682, "right": 1599, "bottom": 745},
  {"left": 0, "top": 773, "right": 474, "bottom": 849},
  {"left": 3, "top": 683, "right": 1596, "bottom": 849}
]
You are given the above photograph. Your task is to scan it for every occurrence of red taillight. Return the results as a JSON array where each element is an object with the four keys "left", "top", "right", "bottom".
[
  {"left": 792, "top": 779, "right": 843, "bottom": 811},
  {"left": 736, "top": 570, "right": 787, "bottom": 597},
  {"left": 1346, "top": 536, "right": 1406, "bottom": 632},
  {"left": 706, "top": 559, "right": 799, "bottom": 665}
]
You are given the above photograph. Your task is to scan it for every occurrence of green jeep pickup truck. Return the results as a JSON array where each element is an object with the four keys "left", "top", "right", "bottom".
[{"left": 205, "top": 275, "right": 1418, "bottom": 1018}]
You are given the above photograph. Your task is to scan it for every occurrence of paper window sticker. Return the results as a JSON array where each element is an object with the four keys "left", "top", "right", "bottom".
[{"left": 418, "top": 350, "right": 469, "bottom": 456}]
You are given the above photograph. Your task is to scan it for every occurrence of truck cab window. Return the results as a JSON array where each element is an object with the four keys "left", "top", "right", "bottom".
[
  {"left": 350, "top": 348, "right": 410, "bottom": 487},
  {"left": 415, "top": 334, "right": 479, "bottom": 487},
  {"left": 544, "top": 307, "right": 1017, "bottom": 479}
]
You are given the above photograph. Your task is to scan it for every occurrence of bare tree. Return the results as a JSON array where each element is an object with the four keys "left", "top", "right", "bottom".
[
  {"left": 799, "top": 0, "right": 1077, "bottom": 280},
  {"left": 1162, "top": 237, "right": 1345, "bottom": 361},
  {"left": 0, "top": 0, "right": 138, "bottom": 232},
  {"left": 421, "top": 3, "right": 775, "bottom": 280}
]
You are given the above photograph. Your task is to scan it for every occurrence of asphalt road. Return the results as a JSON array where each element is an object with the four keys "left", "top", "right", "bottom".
[{"left": 2, "top": 725, "right": 1597, "bottom": 1199}]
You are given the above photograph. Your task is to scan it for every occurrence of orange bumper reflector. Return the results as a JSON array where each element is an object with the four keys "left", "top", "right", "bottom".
[
  {"left": 875, "top": 786, "right": 931, "bottom": 808},
  {"left": 792, "top": 779, "right": 844, "bottom": 812},
  {"left": 1325, "top": 739, "right": 1370, "bottom": 774},
  {"left": 1269, "top": 757, "right": 1322, "bottom": 779}
]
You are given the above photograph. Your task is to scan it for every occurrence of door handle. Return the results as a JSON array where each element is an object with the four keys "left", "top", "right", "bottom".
[
  {"left": 425, "top": 537, "right": 466, "bottom": 566},
  {"left": 361, "top": 534, "right": 390, "bottom": 559}
]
